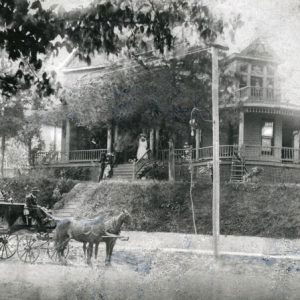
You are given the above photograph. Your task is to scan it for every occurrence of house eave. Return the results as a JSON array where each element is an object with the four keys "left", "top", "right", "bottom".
[{"left": 220, "top": 102, "right": 300, "bottom": 116}]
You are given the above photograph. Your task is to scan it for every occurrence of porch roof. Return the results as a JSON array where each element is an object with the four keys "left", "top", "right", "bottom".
[{"left": 220, "top": 102, "right": 300, "bottom": 116}]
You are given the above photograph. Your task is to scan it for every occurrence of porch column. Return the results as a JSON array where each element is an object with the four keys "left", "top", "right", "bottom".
[
  {"left": 107, "top": 126, "right": 112, "bottom": 153},
  {"left": 150, "top": 128, "right": 154, "bottom": 158},
  {"left": 61, "top": 121, "right": 66, "bottom": 154},
  {"left": 293, "top": 130, "right": 300, "bottom": 163},
  {"left": 114, "top": 125, "right": 119, "bottom": 149},
  {"left": 274, "top": 117, "right": 282, "bottom": 161},
  {"left": 263, "top": 65, "right": 267, "bottom": 99},
  {"left": 238, "top": 111, "right": 244, "bottom": 148},
  {"left": 195, "top": 128, "right": 201, "bottom": 160},
  {"left": 65, "top": 119, "right": 70, "bottom": 161},
  {"left": 247, "top": 64, "right": 251, "bottom": 97},
  {"left": 155, "top": 127, "right": 160, "bottom": 159}
]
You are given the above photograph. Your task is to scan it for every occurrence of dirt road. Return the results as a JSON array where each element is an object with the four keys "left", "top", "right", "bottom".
[{"left": 2, "top": 238, "right": 300, "bottom": 300}]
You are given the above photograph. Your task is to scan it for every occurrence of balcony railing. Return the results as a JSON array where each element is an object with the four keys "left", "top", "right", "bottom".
[{"left": 235, "top": 86, "right": 281, "bottom": 103}]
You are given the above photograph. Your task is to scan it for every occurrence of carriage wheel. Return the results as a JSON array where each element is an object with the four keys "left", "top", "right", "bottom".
[
  {"left": 17, "top": 235, "right": 40, "bottom": 263},
  {"left": 0, "top": 234, "right": 18, "bottom": 260},
  {"left": 47, "top": 240, "right": 70, "bottom": 263}
]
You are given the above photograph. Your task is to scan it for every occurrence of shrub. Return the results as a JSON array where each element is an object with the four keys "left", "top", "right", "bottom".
[
  {"left": 138, "top": 163, "right": 168, "bottom": 180},
  {"left": 53, "top": 167, "right": 91, "bottom": 181},
  {"left": 0, "top": 176, "right": 76, "bottom": 208}
]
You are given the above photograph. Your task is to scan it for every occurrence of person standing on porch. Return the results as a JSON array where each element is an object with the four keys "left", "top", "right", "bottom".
[{"left": 137, "top": 134, "right": 148, "bottom": 160}]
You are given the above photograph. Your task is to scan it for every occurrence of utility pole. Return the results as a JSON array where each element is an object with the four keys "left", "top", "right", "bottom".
[
  {"left": 211, "top": 45, "right": 220, "bottom": 259},
  {"left": 211, "top": 43, "right": 228, "bottom": 258}
]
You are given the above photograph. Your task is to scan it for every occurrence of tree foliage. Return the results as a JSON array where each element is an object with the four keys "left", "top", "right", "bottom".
[
  {"left": 0, "top": 0, "right": 231, "bottom": 97},
  {"left": 63, "top": 45, "right": 236, "bottom": 147}
]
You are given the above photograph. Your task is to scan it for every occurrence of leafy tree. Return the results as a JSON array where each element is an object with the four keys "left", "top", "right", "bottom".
[
  {"left": 63, "top": 45, "right": 236, "bottom": 149},
  {"left": 0, "top": 95, "right": 24, "bottom": 175},
  {"left": 17, "top": 111, "right": 43, "bottom": 165},
  {"left": 0, "top": 0, "right": 230, "bottom": 97}
]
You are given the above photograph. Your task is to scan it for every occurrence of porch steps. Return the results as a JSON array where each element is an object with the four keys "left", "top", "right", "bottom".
[
  {"left": 112, "top": 163, "right": 133, "bottom": 180},
  {"left": 230, "top": 155, "right": 246, "bottom": 183},
  {"left": 53, "top": 182, "right": 99, "bottom": 218}
]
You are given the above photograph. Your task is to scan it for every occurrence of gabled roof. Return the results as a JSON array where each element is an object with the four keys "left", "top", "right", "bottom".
[
  {"left": 240, "top": 38, "right": 277, "bottom": 60},
  {"left": 226, "top": 37, "right": 279, "bottom": 65},
  {"left": 60, "top": 49, "right": 120, "bottom": 73}
]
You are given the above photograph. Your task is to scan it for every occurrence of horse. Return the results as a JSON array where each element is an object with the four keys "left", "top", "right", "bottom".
[{"left": 54, "top": 209, "right": 132, "bottom": 265}]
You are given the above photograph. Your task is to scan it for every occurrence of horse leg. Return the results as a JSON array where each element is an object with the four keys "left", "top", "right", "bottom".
[
  {"left": 83, "top": 242, "right": 87, "bottom": 258},
  {"left": 87, "top": 243, "right": 93, "bottom": 266},
  {"left": 105, "top": 238, "right": 116, "bottom": 266},
  {"left": 55, "top": 238, "right": 68, "bottom": 265},
  {"left": 94, "top": 243, "right": 99, "bottom": 259}
]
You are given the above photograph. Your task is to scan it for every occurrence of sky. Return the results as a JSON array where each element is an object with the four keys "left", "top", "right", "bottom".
[{"left": 43, "top": 0, "right": 300, "bottom": 101}]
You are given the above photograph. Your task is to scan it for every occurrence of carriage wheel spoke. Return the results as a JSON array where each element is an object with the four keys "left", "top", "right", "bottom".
[
  {"left": 0, "top": 244, "right": 3, "bottom": 257},
  {"left": 5, "top": 244, "right": 11, "bottom": 256},
  {"left": 20, "top": 250, "right": 26, "bottom": 259},
  {"left": 1, "top": 244, "right": 5, "bottom": 258},
  {"left": 4, "top": 246, "right": 8, "bottom": 258}
]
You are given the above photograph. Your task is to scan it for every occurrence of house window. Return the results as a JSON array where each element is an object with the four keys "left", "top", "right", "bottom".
[
  {"left": 266, "top": 78, "right": 274, "bottom": 100},
  {"left": 251, "top": 64, "right": 263, "bottom": 75},
  {"left": 239, "top": 75, "right": 247, "bottom": 88},
  {"left": 251, "top": 76, "right": 263, "bottom": 98},
  {"left": 261, "top": 121, "right": 274, "bottom": 154},
  {"left": 267, "top": 65, "right": 275, "bottom": 76},
  {"left": 239, "top": 63, "right": 248, "bottom": 73}
]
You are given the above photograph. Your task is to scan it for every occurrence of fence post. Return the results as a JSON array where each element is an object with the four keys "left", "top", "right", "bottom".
[{"left": 168, "top": 139, "right": 175, "bottom": 181}]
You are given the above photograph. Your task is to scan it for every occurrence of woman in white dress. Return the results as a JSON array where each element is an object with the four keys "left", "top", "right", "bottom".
[{"left": 137, "top": 134, "right": 148, "bottom": 160}]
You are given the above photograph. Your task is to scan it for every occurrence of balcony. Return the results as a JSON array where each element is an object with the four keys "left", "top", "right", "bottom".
[{"left": 235, "top": 86, "right": 281, "bottom": 104}]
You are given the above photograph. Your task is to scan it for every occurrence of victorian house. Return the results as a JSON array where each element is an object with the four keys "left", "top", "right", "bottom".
[{"left": 34, "top": 38, "right": 300, "bottom": 182}]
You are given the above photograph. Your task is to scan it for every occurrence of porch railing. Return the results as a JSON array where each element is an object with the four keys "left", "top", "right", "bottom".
[
  {"left": 34, "top": 145, "right": 300, "bottom": 166},
  {"left": 244, "top": 145, "right": 299, "bottom": 162},
  {"left": 69, "top": 149, "right": 107, "bottom": 162},
  {"left": 158, "top": 145, "right": 300, "bottom": 164},
  {"left": 34, "top": 149, "right": 107, "bottom": 165},
  {"left": 158, "top": 145, "right": 238, "bottom": 163}
]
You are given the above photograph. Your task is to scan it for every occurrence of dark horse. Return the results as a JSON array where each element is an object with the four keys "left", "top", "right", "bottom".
[{"left": 54, "top": 209, "right": 132, "bottom": 265}]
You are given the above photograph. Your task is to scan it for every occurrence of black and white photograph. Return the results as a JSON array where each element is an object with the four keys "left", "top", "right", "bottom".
[{"left": 1, "top": 0, "right": 300, "bottom": 299}]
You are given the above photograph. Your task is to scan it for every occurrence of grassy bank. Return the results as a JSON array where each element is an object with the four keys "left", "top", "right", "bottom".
[{"left": 74, "top": 180, "right": 300, "bottom": 239}]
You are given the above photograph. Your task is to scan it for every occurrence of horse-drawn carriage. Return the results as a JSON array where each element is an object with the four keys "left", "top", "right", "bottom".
[{"left": 0, "top": 201, "right": 68, "bottom": 263}]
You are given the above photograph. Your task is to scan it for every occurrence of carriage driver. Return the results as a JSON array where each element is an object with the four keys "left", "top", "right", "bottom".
[{"left": 24, "top": 187, "right": 50, "bottom": 225}]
